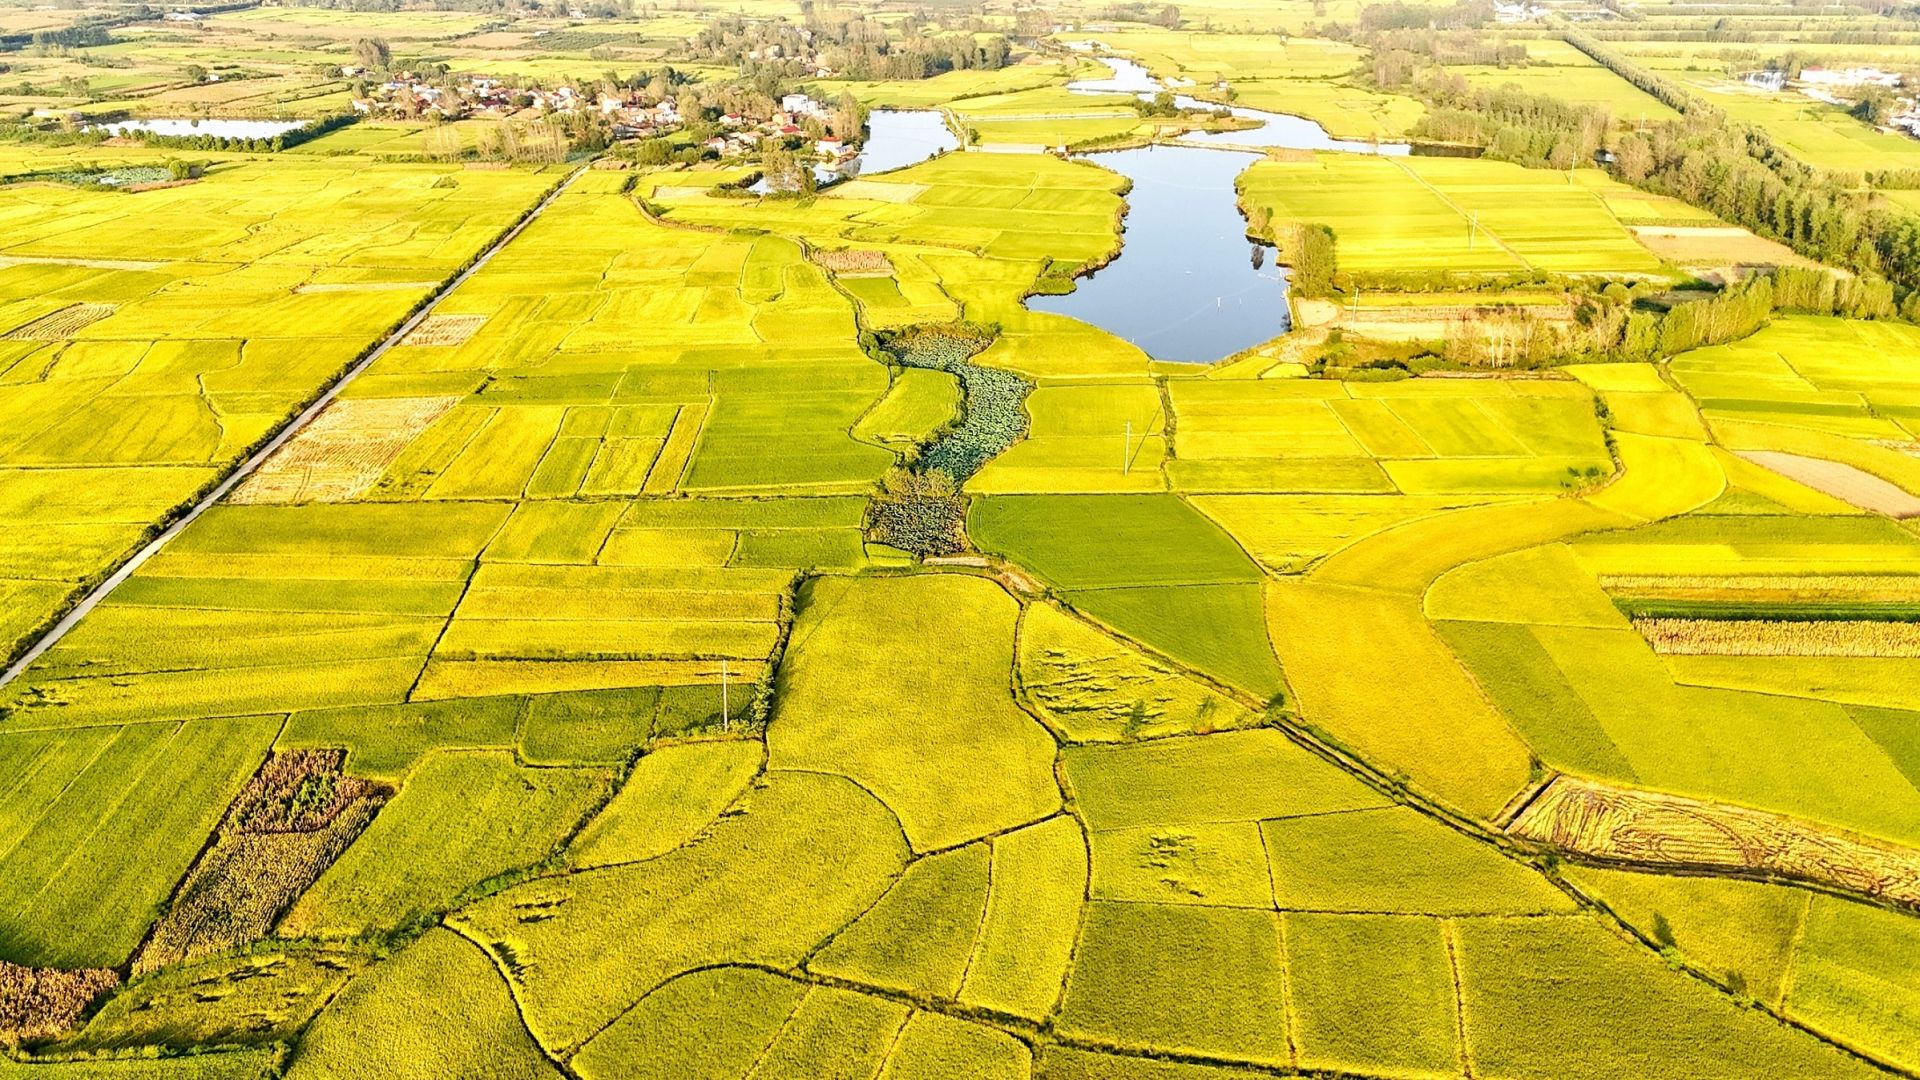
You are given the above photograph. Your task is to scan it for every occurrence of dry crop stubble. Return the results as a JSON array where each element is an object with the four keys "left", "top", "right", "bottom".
[{"left": 1510, "top": 775, "right": 1920, "bottom": 905}]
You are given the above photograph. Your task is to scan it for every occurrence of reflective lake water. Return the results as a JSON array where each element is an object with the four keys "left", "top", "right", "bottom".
[
  {"left": 1071, "top": 58, "right": 1411, "bottom": 156},
  {"left": 754, "top": 108, "right": 960, "bottom": 193},
  {"left": 855, "top": 109, "right": 960, "bottom": 175},
  {"left": 89, "top": 118, "right": 306, "bottom": 139},
  {"left": 1026, "top": 145, "right": 1288, "bottom": 364},
  {"left": 1026, "top": 58, "right": 1412, "bottom": 362}
]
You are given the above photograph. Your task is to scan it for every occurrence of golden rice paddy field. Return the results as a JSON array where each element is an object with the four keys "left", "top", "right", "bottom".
[
  {"left": 4, "top": 4, "right": 1920, "bottom": 1078},
  {"left": 0, "top": 152, "right": 556, "bottom": 661}
]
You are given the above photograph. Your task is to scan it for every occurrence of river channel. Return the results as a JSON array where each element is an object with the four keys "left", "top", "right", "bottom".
[{"left": 1027, "top": 58, "right": 1411, "bottom": 363}]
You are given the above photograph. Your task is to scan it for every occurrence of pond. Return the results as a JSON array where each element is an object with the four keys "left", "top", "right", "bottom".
[
  {"left": 753, "top": 109, "right": 959, "bottom": 193},
  {"left": 1026, "top": 145, "right": 1288, "bottom": 364},
  {"left": 89, "top": 118, "right": 306, "bottom": 139},
  {"left": 855, "top": 109, "right": 960, "bottom": 175},
  {"left": 1024, "top": 57, "right": 1415, "bottom": 363}
]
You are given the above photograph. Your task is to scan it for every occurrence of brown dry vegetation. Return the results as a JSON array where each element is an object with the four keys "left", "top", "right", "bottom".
[
  {"left": 1603, "top": 574, "right": 1920, "bottom": 602},
  {"left": 136, "top": 751, "right": 390, "bottom": 974},
  {"left": 399, "top": 313, "right": 488, "bottom": 347},
  {"left": 232, "top": 396, "right": 462, "bottom": 504},
  {"left": 0, "top": 961, "right": 117, "bottom": 1048},
  {"left": 811, "top": 248, "right": 894, "bottom": 276},
  {"left": 1511, "top": 776, "right": 1920, "bottom": 905},
  {"left": 1634, "top": 617, "right": 1920, "bottom": 657}
]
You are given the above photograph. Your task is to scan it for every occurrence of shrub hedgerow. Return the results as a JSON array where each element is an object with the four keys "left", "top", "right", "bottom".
[{"left": 865, "top": 469, "right": 967, "bottom": 556}]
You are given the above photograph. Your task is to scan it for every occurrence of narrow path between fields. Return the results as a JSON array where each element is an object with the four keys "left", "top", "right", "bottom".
[{"left": 0, "top": 164, "right": 590, "bottom": 690}]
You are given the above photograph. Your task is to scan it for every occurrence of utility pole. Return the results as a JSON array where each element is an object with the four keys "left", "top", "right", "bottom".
[
  {"left": 720, "top": 659, "right": 730, "bottom": 731},
  {"left": 1468, "top": 211, "right": 1477, "bottom": 251},
  {"left": 1123, "top": 420, "right": 1132, "bottom": 474}
]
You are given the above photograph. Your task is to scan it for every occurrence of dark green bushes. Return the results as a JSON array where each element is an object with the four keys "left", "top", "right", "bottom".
[{"left": 862, "top": 323, "right": 1032, "bottom": 555}]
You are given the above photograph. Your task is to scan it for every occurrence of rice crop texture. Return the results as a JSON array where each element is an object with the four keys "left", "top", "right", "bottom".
[
  {"left": 451, "top": 770, "right": 907, "bottom": 1051},
  {"left": 769, "top": 575, "right": 1058, "bottom": 851},
  {"left": 1510, "top": 775, "right": 1920, "bottom": 906},
  {"left": 284, "top": 928, "right": 558, "bottom": 1080},
  {"left": 0, "top": 961, "right": 118, "bottom": 1048},
  {"left": 136, "top": 750, "right": 389, "bottom": 973},
  {"left": 1635, "top": 617, "right": 1920, "bottom": 657}
]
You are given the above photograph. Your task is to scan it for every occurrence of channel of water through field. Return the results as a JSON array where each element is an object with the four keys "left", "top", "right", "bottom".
[{"left": 1025, "top": 57, "right": 1412, "bottom": 364}]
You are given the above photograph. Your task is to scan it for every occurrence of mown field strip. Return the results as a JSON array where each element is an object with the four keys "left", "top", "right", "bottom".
[
  {"left": 0, "top": 165, "right": 588, "bottom": 690},
  {"left": 1740, "top": 450, "right": 1920, "bottom": 519}
]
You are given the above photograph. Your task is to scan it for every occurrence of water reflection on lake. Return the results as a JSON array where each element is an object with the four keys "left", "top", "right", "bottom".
[
  {"left": 1026, "top": 145, "right": 1288, "bottom": 364},
  {"left": 1070, "top": 57, "right": 1411, "bottom": 156},
  {"left": 754, "top": 108, "right": 959, "bottom": 193},
  {"left": 1024, "top": 57, "right": 1415, "bottom": 363},
  {"left": 856, "top": 109, "right": 960, "bottom": 175},
  {"left": 89, "top": 118, "right": 306, "bottom": 139}
]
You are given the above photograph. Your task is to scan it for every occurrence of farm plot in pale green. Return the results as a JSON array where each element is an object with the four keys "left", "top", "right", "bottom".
[
  {"left": 569, "top": 739, "right": 761, "bottom": 868},
  {"left": 969, "top": 494, "right": 1282, "bottom": 695},
  {"left": 1018, "top": 601, "right": 1258, "bottom": 742},
  {"left": 1451, "top": 60, "right": 1683, "bottom": 121},
  {"left": 1430, "top": 514, "right": 1920, "bottom": 844},
  {"left": 1696, "top": 82, "right": 1920, "bottom": 172},
  {"left": 452, "top": 770, "right": 907, "bottom": 1051},
  {"left": 970, "top": 382, "right": 1167, "bottom": 494},
  {"left": 853, "top": 367, "right": 960, "bottom": 447},
  {"left": 1456, "top": 917, "right": 1880, "bottom": 1079},
  {"left": 649, "top": 153, "right": 1141, "bottom": 378},
  {"left": 285, "top": 928, "right": 558, "bottom": 1080},
  {"left": 1239, "top": 155, "right": 1518, "bottom": 275},
  {"left": 0, "top": 716, "right": 279, "bottom": 968},
  {"left": 1670, "top": 315, "right": 1920, "bottom": 445},
  {"left": 1242, "top": 155, "right": 1669, "bottom": 276}
]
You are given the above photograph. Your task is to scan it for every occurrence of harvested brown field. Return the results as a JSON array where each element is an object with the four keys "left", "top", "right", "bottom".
[
  {"left": 0, "top": 961, "right": 118, "bottom": 1048},
  {"left": 826, "top": 179, "right": 927, "bottom": 203},
  {"left": 811, "top": 248, "right": 894, "bottom": 277},
  {"left": 231, "top": 395, "right": 461, "bottom": 504},
  {"left": 1634, "top": 617, "right": 1920, "bottom": 657},
  {"left": 1739, "top": 450, "right": 1920, "bottom": 518},
  {"left": 399, "top": 313, "right": 488, "bottom": 348},
  {"left": 1510, "top": 775, "right": 1920, "bottom": 906},
  {"left": 1628, "top": 225, "right": 1809, "bottom": 270},
  {"left": 3, "top": 303, "right": 116, "bottom": 340},
  {"left": 135, "top": 750, "right": 389, "bottom": 974}
]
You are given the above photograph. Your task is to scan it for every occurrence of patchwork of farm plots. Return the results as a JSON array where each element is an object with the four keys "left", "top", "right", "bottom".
[
  {"left": 648, "top": 152, "right": 1145, "bottom": 377},
  {"left": 9, "top": 42, "right": 1920, "bottom": 1075},
  {"left": 1240, "top": 155, "right": 1675, "bottom": 278},
  {"left": 0, "top": 154, "right": 555, "bottom": 663},
  {"left": 1449, "top": 55, "right": 1684, "bottom": 123},
  {"left": 1060, "top": 29, "right": 1426, "bottom": 139}
]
